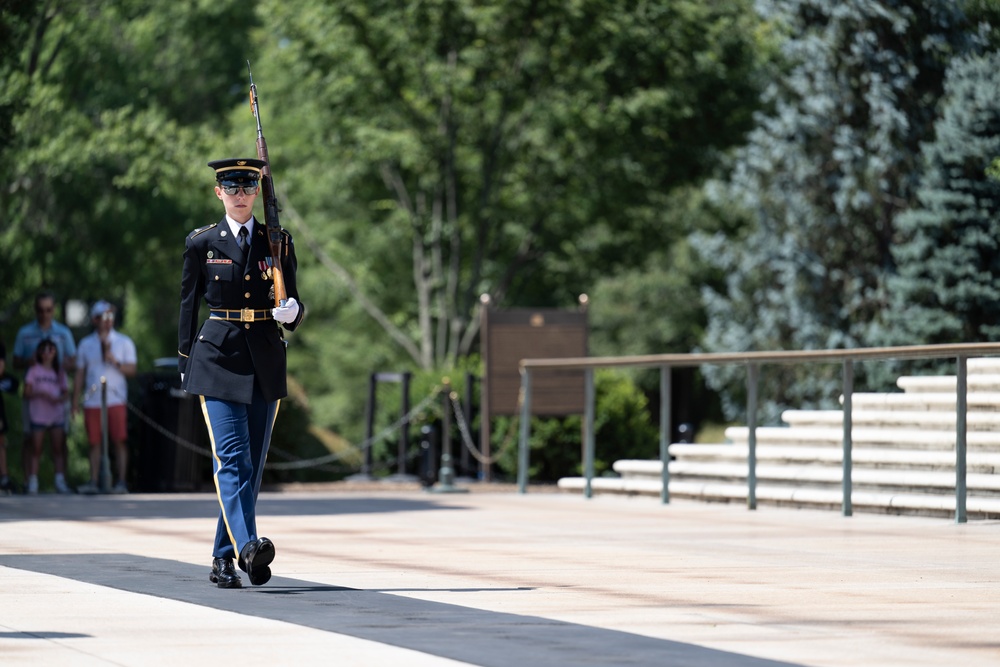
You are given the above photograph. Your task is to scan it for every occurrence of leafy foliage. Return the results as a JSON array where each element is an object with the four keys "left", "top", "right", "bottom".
[
  {"left": 693, "top": 0, "right": 982, "bottom": 422},
  {"left": 492, "top": 370, "right": 659, "bottom": 482},
  {"left": 247, "top": 0, "right": 770, "bottom": 444},
  {"left": 588, "top": 186, "right": 737, "bottom": 361},
  {"left": 883, "top": 51, "right": 1000, "bottom": 344},
  {"left": 0, "top": 0, "right": 872, "bottom": 482},
  {"left": 0, "top": 0, "right": 256, "bottom": 362}
]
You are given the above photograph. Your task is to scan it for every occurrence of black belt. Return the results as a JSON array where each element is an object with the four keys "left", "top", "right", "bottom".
[{"left": 209, "top": 308, "right": 273, "bottom": 323}]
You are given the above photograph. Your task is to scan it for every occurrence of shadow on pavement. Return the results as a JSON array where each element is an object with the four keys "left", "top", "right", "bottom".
[
  {"left": 0, "top": 631, "right": 92, "bottom": 639},
  {"left": 1, "top": 553, "right": 809, "bottom": 667},
  {"left": 0, "top": 494, "right": 466, "bottom": 522}
]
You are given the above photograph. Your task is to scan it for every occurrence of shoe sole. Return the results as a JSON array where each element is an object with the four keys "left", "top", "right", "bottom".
[
  {"left": 246, "top": 539, "right": 275, "bottom": 586},
  {"left": 248, "top": 566, "right": 271, "bottom": 586}
]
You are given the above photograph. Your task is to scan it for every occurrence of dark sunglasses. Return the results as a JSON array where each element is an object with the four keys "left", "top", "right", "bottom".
[{"left": 221, "top": 185, "right": 259, "bottom": 196}]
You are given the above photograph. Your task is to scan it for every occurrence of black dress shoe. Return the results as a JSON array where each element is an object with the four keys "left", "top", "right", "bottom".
[
  {"left": 209, "top": 558, "right": 242, "bottom": 589},
  {"left": 238, "top": 537, "right": 275, "bottom": 586}
]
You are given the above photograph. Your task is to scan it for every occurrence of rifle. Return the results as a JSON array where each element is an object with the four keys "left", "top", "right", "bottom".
[{"left": 247, "top": 61, "right": 288, "bottom": 307}]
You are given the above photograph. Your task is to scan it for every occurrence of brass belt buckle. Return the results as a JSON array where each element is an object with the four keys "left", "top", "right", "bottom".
[{"left": 241, "top": 308, "right": 255, "bottom": 323}]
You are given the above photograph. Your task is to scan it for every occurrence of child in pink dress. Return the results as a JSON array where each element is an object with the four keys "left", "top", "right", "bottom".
[{"left": 23, "top": 339, "right": 70, "bottom": 494}]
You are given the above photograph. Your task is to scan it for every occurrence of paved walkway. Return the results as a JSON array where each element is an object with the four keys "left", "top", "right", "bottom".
[{"left": 0, "top": 486, "right": 998, "bottom": 667}]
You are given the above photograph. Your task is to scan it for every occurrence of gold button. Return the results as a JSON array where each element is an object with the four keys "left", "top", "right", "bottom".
[
  {"left": 199, "top": 335, "right": 204, "bottom": 340},
  {"left": 245, "top": 274, "right": 250, "bottom": 281},
  {"left": 244, "top": 323, "right": 250, "bottom": 330},
  {"left": 244, "top": 292, "right": 251, "bottom": 298},
  {"left": 214, "top": 276, "right": 220, "bottom": 281}
]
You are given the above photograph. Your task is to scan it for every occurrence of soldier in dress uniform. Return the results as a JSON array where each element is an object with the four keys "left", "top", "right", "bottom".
[{"left": 178, "top": 157, "right": 304, "bottom": 588}]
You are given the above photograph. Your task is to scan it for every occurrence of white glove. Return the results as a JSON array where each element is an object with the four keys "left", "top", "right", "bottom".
[{"left": 272, "top": 297, "right": 300, "bottom": 324}]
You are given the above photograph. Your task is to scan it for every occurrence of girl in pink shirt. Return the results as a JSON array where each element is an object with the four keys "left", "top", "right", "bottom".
[{"left": 23, "top": 339, "right": 69, "bottom": 494}]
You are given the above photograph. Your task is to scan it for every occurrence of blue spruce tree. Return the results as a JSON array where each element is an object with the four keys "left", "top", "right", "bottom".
[
  {"left": 692, "top": 0, "right": 981, "bottom": 421},
  {"left": 882, "top": 51, "right": 1000, "bottom": 344}
]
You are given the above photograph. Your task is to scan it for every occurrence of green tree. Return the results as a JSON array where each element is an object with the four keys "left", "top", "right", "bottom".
[
  {"left": 0, "top": 1, "right": 775, "bottom": 477},
  {"left": 883, "top": 52, "right": 1000, "bottom": 344},
  {"left": 967, "top": 0, "right": 1000, "bottom": 47},
  {"left": 588, "top": 186, "right": 736, "bottom": 360},
  {"left": 0, "top": 0, "right": 256, "bottom": 362},
  {"left": 692, "top": 0, "right": 981, "bottom": 421},
  {"left": 250, "top": 0, "right": 770, "bottom": 438}
]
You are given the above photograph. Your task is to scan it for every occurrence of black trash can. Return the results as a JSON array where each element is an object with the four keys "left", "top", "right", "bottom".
[{"left": 131, "top": 362, "right": 209, "bottom": 492}]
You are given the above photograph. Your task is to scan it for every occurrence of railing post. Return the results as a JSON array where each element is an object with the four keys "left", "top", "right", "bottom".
[
  {"left": 842, "top": 359, "right": 853, "bottom": 517},
  {"left": 583, "top": 368, "right": 595, "bottom": 499},
  {"left": 362, "top": 373, "right": 377, "bottom": 479},
  {"left": 398, "top": 371, "right": 412, "bottom": 477},
  {"left": 660, "top": 366, "right": 671, "bottom": 504},
  {"left": 956, "top": 356, "right": 967, "bottom": 524},
  {"left": 517, "top": 368, "right": 532, "bottom": 494},
  {"left": 746, "top": 363, "right": 759, "bottom": 510}
]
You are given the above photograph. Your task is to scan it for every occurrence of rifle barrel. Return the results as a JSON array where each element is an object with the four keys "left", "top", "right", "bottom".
[{"left": 246, "top": 61, "right": 288, "bottom": 307}]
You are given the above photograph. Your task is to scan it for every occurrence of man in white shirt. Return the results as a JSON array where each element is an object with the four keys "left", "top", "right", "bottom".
[{"left": 72, "top": 300, "right": 137, "bottom": 494}]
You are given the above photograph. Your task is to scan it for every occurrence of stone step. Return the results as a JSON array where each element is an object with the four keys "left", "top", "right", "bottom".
[
  {"left": 555, "top": 477, "right": 1000, "bottom": 519},
  {"left": 969, "top": 357, "right": 1000, "bottom": 372},
  {"left": 723, "top": 425, "right": 1000, "bottom": 451},
  {"left": 897, "top": 374, "right": 1000, "bottom": 393},
  {"left": 781, "top": 408, "right": 1000, "bottom": 430},
  {"left": 611, "top": 459, "right": 1000, "bottom": 494},
  {"left": 847, "top": 392, "right": 1000, "bottom": 411},
  {"left": 646, "top": 445, "right": 1000, "bottom": 473}
]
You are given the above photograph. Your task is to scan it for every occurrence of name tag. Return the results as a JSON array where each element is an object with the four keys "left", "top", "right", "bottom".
[{"left": 206, "top": 259, "right": 233, "bottom": 264}]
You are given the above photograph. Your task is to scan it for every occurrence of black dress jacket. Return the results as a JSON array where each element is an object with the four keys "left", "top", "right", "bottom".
[{"left": 178, "top": 217, "right": 303, "bottom": 404}]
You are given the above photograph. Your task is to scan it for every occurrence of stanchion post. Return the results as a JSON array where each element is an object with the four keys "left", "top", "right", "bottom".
[
  {"left": 517, "top": 368, "right": 532, "bottom": 494},
  {"left": 430, "top": 378, "right": 469, "bottom": 494},
  {"left": 462, "top": 372, "right": 475, "bottom": 478},
  {"left": 583, "top": 368, "right": 595, "bottom": 499},
  {"left": 347, "top": 373, "right": 377, "bottom": 481},
  {"left": 399, "top": 371, "right": 411, "bottom": 477},
  {"left": 364, "top": 372, "right": 376, "bottom": 475}
]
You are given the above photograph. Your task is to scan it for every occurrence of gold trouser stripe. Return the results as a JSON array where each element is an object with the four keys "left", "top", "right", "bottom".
[{"left": 199, "top": 395, "right": 239, "bottom": 556}]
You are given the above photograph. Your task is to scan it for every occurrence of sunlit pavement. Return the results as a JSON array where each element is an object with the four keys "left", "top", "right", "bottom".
[{"left": 1, "top": 486, "right": 998, "bottom": 667}]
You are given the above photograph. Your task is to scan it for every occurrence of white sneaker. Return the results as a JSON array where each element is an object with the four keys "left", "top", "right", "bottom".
[
  {"left": 55, "top": 477, "right": 73, "bottom": 494},
  {"left": 111, "top": 481, "right": 129, "bottom": 495},
  {"left": 77, "top": 481, "right": 100, "bottom": 495},
  {"left": 27, "top": 476, "right": 39, "bottom": 495}
]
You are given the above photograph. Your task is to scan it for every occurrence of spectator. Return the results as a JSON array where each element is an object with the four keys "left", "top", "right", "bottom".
[
  {"left": 13, "top": 291, "right": 77, "bottom": 489},
  {"left": 73, "top": 300, "right": 137, "bottom": 494},
  {"left": 0, "top": 340, "right": 20, "bottom": 494},
  {"left": 23, "top": 339, "right": 71, "bottom": 494},
  {"left": 13, "top": 292, "right": 78, "bottom": 373}
]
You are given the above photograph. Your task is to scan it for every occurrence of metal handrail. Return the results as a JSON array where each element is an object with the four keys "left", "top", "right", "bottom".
[{"left": 517, "top": 342, "right": 1000, "bottom": 523}]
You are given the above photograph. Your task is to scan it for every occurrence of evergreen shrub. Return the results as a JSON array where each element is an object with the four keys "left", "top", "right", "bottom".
[{"left": 491, "top": 369, "right": 659, "bottom": 483}]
